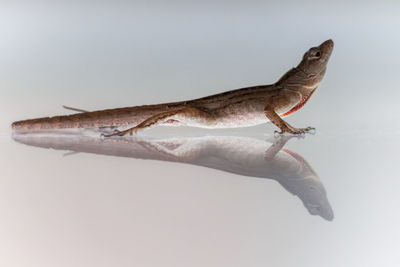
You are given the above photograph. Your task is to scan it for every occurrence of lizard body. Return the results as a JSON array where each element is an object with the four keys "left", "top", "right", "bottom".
[{"left": 11, "top": 39, "right": 333, "bottom": 136}]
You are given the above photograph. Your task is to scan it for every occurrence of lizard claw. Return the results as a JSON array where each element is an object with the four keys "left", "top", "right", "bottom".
[
  {"left": 101, "top": 129, "right": 123, "bottom": 138},
  {"left": 273, "top": 126, "right": 316, "bottom": 137},
  {"left": 292, "top": 127, "right": 315, "bottom": 135},
  {"left": 305, "top": 126, "right": 316, "bottom": 135},
  {"left": 101, "top": 133, "right": 113, "bottom": 138}
]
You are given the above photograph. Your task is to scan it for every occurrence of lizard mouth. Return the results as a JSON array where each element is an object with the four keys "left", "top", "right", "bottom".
[
  {"left": 281, "top": 88, "right": 317, "bottom": 117},
  {"left": 319, "top": 39, "right": 334, "bottom": 62}
]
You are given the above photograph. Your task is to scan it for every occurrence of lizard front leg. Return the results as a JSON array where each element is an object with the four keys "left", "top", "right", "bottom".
[
  {"left": 103, "top": 107, "right": 215, "bottom": 137},
  {"left": 264, "top": 107, "right": 315, "bottom": 135}
]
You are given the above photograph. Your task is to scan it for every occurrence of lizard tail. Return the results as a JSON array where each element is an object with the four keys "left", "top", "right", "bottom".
[
  {"left": 11, "top": 115, "right": 84, "bottom": 133},
  {"left": 11, "top": 102, "right": 187, "bottom": 134}
]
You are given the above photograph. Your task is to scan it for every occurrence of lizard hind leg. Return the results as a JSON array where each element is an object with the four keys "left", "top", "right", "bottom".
[{"left": 103, "top": 107, "right": 215, "bottom": 137}]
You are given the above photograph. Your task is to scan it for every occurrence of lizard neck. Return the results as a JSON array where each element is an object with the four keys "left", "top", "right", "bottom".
[
  {"left": 276, "top": 67, "right": 324, "bottom": 91},
  {"left": 274, "top": 65, "right": 324, "bottom": 116}
]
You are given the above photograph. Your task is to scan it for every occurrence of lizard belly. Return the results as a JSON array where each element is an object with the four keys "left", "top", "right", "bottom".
[
  {"left": 165, "top": 112, "right": 267, "bottom": 129},
  {"left": 211, "top": 111, "right": 267, "bottom": 128},
  {"left": 207, "top": 102, "right": 267, "bottom": 128}
]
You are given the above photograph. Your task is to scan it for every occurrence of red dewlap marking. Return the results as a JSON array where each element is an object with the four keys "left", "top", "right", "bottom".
[{"left": 282, "top": 88, "right": 316, "bottom": 117}]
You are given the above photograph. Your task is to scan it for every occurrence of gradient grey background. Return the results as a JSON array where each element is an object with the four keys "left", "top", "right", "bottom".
[{"left": 1, "top": 1, "right": 400, "bottom": 267}]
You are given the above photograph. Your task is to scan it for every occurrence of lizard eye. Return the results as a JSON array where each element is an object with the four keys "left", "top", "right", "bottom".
[{"left": 309, "top": 50, "right": 321, "bottom": 59}]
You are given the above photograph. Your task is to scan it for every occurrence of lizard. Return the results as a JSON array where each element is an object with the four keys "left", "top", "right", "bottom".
[{"left": 11, "top": 39, "right": 333, "bottom": 136}]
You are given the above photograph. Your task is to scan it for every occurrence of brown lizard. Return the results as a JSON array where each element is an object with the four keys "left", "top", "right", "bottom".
[{"left": 11, "top": 39, "right": 333, "bottom": 136}]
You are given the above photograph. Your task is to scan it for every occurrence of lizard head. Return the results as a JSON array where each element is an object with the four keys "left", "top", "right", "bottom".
[
  {"left": 277, "top": 39, "right": 333, "bottom": 89},
  {"left": 297, "top": 39, "right": 334, "bottom": 80}
]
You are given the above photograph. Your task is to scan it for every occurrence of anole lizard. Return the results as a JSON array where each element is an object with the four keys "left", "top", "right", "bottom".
[{"left": 12, "top": 39, "right": 333, "bottom": 136}]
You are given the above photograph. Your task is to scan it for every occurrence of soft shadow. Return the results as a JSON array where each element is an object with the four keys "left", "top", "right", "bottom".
[{"left": 12, "top": 133, "right": 333, "bottom": 221}]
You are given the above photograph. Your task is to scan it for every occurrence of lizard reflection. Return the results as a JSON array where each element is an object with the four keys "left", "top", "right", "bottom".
[{"left": 12, "top": 133, "right": 333, "bottom": 221}]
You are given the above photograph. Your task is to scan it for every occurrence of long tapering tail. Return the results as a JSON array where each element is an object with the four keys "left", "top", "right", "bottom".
[
  {"left": 12, "top": 114, "right": 93, "bottom": 133},
  {"left": 11, "top": 102, "right": 186, "bottom": 133}
]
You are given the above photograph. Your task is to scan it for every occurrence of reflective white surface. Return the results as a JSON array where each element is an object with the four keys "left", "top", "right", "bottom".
[{"left": 1, "top": 2, "right": 400, "bottom": 267}]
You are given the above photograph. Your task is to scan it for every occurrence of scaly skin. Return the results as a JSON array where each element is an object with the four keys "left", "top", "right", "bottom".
[{"left": 11, "top": 39, "right": 333, "bottom": 136}]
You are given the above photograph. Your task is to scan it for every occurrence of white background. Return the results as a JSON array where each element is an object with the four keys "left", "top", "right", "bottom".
[{"left": 1, "top": 1, "right": 400, "bottom": 267}]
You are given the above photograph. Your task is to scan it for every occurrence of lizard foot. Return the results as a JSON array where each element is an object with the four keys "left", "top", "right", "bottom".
[
  {"left": 101, "top": 129, "right": 121, "bottom": 138},
  {"left": 101, "top": 128, "right": 138, "bottom": 138},
  {"left": 291, "top": 126, "right": 316, "bottom": 135},
  {"left": 274, "top": 126, "right": 316, "bottom": 137}
]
